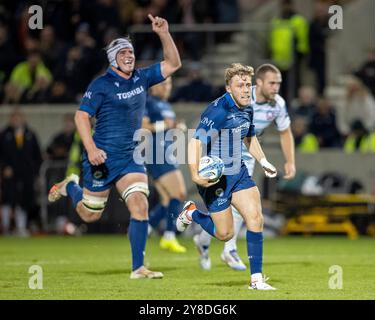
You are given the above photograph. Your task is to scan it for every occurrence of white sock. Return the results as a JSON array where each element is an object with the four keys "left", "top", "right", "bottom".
[
  {"left": 251, "top": 272, "right": 263, "bottom": 283},
  {"left": 198, "top": 230, "right": 212, "bottom": 248},
  {"left": 147, "top": 224, "right": 153, "bottom": 236},
  {"left": 224, "top": 206, "right": 243, "bottom": 253},
  {"left": 1, "top": 205, "right": 11, "bottom": 233},
  {"left": 15, "top": 206, "right": 27, "bottom": 232},
  {"left": 163, "top": 231, "right": 176, "bottom": 240}
]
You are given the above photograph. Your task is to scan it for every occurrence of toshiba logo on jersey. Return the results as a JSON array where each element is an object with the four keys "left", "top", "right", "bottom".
[{"left": 116, "top": 86, "right": 144, "bottom": 100}]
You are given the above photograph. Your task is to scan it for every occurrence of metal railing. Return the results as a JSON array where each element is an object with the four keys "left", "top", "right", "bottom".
[{"left": 128, "top": 22, "right": 269, "bottom": 83}]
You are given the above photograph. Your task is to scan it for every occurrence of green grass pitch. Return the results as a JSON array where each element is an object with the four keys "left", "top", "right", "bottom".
[{"left": 0, "top": 235, "right": 374, "bottom": 300}]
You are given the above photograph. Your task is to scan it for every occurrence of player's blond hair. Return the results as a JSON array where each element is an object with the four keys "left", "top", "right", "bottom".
[{"left": 225, "top": 63, "right": 254, "bottom": 85}]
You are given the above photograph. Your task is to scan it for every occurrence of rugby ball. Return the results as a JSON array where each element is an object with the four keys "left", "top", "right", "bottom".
[{"left": 198, "top": 156, "right": 225, "bottom": 181}]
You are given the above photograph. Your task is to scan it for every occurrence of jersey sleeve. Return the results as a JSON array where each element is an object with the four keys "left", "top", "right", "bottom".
[
  {"left": 79, "top": 79, "right": 106, "bottom": 117},
  {"left": 139, "top": 63, "right": 165, "bottom": 88},
  {"left": 275, "top": 96, "right": 291, "bottom": 131},
  {"left": 194, "top": 104, "right": 226, "bottom": 144},
  {"left": 161, "top": 103, "right": 176, "bottom": 119},
  {"left": 246, "top": 107, "right": 256, "bottom": 137}
]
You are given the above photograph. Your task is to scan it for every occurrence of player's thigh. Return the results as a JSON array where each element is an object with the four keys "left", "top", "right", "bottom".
[
  {"left": 115, "top": 173, "right": 149, "bottom": 218},
  {"left": 231, "top": 186, "right": 263, "bottom": 229},
  {"left": 157, "top": 169, "right": 187, "bottom": 200},
  {"left": 211, "top": 207, "right": 234, "bottom": 241},
  {"left": 77, "top": 188, "right": 111, "bottom": 222},
  {"left": 154, "top": 180, "right": 170, "bottom": 206}
]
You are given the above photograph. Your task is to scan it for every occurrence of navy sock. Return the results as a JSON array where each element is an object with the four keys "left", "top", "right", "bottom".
[
  {"left": 66, "top": 181, "right": 83, "bottom": 208},
  {"left": 168, "top": 198, "right": 182, "bottom": 219},
  {"left": 128, "top": 218, "right": 148, "bottom": 271},
  {"left": 166, "top": 211, "right": 175, "bottom": 232},
  {"left": 192, "top": 210, "right": 215, "bottom": 237},
  {"left": 246, "top": 230, "right": 263, "bottom": 275},
  {"left": 148, "top": 204, "right": 167, "bottom": 228},
  {"left": 166, "top": 198, "right": 182, "bottom": 231}
]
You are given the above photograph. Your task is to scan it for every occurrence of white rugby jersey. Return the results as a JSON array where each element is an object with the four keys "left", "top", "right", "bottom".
[{"left": 242, "top": 85, "right": 291, "bottom": 174}]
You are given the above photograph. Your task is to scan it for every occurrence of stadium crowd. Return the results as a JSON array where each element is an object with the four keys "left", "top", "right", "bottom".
[{"left": 0, "top": 0, "right": 239, "bottom": 104}]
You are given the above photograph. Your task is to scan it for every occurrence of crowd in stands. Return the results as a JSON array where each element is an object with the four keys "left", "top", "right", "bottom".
[{"left": 0, "top": 0, "right": 239, "bottom": 104}]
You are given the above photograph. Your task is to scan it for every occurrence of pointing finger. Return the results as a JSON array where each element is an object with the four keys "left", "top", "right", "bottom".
[{"left": 147, "top": 14, "right": 155, "bottom": 22}]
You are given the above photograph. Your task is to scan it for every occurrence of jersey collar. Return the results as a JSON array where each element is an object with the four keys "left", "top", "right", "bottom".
[
  {"left": 224, "top": 92, "right": 251, "bottom": 111},
  {"left": 107, "top": 67, "right": 134, "bottom": 82}
]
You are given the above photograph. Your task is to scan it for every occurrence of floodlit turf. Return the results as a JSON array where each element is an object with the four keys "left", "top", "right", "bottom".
[{"left": 0, "top": 235, "right": 374, "bottom": 300}]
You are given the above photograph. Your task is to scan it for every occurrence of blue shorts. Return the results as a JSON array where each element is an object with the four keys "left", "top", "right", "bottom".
[
  {"left": 197, "top": 164, "right": 256, "bottom": 213},
  {"left": 146, "top": 163, "right": 178, "bottom": 180},
  {"left": 82, "top": 154, "right": 146, "bottom": 192},
  {"left": 145, "top": 134, "right": 179, "bottom": 180}
]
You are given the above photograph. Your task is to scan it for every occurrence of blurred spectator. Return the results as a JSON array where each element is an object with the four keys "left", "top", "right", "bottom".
[
  {"left": 130, "top": 6, "right": 160, "bottom": 60},
  {"left": 216, "top": 0, "right": 239, "bottom": 23},
  {"left": 291, "top": 85, "right": 317, "bottom": 120},
  {"left": 354, "top": 47, "right": 375, "bottom": 97},
  {"left": 4, "top": 50, "right": 53, "bottom": 104},
  {"left": 46, "top": 114, "right": 76, "bottom": 160},
  {"left": 344, "top": 120, "right": 375, "bottom": 153},
  {"left": 47, "top": 80, "right": 75, "bottom": 103},
  {"left": 0, "top": 22, "right": 21, "bottom": 102},
  {"left": 39, "top": 25, "right": 66, "bottom": 75},
  {"left": 173, "top": 0, "right": 216, "bottom": 60},
  {"left": 337, "top": 76, "right": 375, "bottom": 136},
  {"left": 0, "top": 109, "right": 42, "bottom": 236},
  {"left": 269, "top": 0, "right": 309, "bottom": 104},
  {"left": 292, "top": 116, "right": 319, "bottom": 153},
  {"left": 171, "top": 62, "right": 215, "bottom": 102},
  {"left": 89, "top": 0, "right": 121, "bottom": 44},
  {"left": 309, "top": 0, "right": 330, "bottom": 95},
  {"left": 309, "top": 96, "right": 342, "bottom": 148},
  {"left": 117, "top": 0, "right": 139, "bottom": 29},
  {"left": 54, "top": 45, "right": 97, "bottom": 102}
]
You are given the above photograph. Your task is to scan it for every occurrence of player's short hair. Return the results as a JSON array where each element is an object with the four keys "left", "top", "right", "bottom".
[
  {"left": 255, "top": 64, "right": 281, "bottom": 80},
  {"left": 225, "top": 63, "right": 254, "bottom": 85}
]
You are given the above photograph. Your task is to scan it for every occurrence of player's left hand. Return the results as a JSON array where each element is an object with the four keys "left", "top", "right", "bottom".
[
  {"left": 283, "top": 162, "right": 296, "bottom": 180},
  {"left": 148, "top": 14, "right": 169, "bottom": 34},
  {"left": 176, "top": 121, "right": 187, "bottom": 132}
]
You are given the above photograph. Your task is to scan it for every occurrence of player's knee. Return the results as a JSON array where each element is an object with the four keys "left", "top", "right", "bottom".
[
  {"left": 216, "top": 230, "right": 234, "bottom": 242},
  {"left": 127, "top": 192, "right": 148, "bottom": 219},
  {"left": 82, "top": 211, "right": 103, "bottom": 223},
  {"left": 245, "top": 211, "right": 263, "bottom": 229},
  {"left": 177, "top": 190, "right": 187, "bottom": 201},
  {"left": 80, "top": 194, "right": 107, "bottom": 222},
  {"left": 168, "top": 189, "right": 186, "bottom": 202},
  {"left": 77, "top": 205, "right": 103, "bottom": 223}
]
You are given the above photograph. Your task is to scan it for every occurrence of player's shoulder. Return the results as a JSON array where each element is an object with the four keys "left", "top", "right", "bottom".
[
  {"left": 274, "top": 94, "right": 286, "bottom": 109},
  {"left": 208, "top": 94, "right": 231, "bottom": 112},
  {"left": 87, "top": 72, "right": 111, "bottom": 91},
  {"left": 136, "top": 62, "right": 160, "bottom": 76}
]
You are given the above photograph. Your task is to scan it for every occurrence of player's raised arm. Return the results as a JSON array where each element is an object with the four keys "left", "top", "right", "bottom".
[{"left": 148, "top": 14, "right": 181, "bottom": 78}]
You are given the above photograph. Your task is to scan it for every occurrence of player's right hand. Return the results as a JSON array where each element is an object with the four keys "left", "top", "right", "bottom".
[
  {"left": 88, "top": 147, "right": 107, "bottom": 166},
  {"left": 259, "top": 158, "right": 277, "bottom": 178},
  {"left": 192, "top": 175, "right": 220, "bottom": 188}
]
